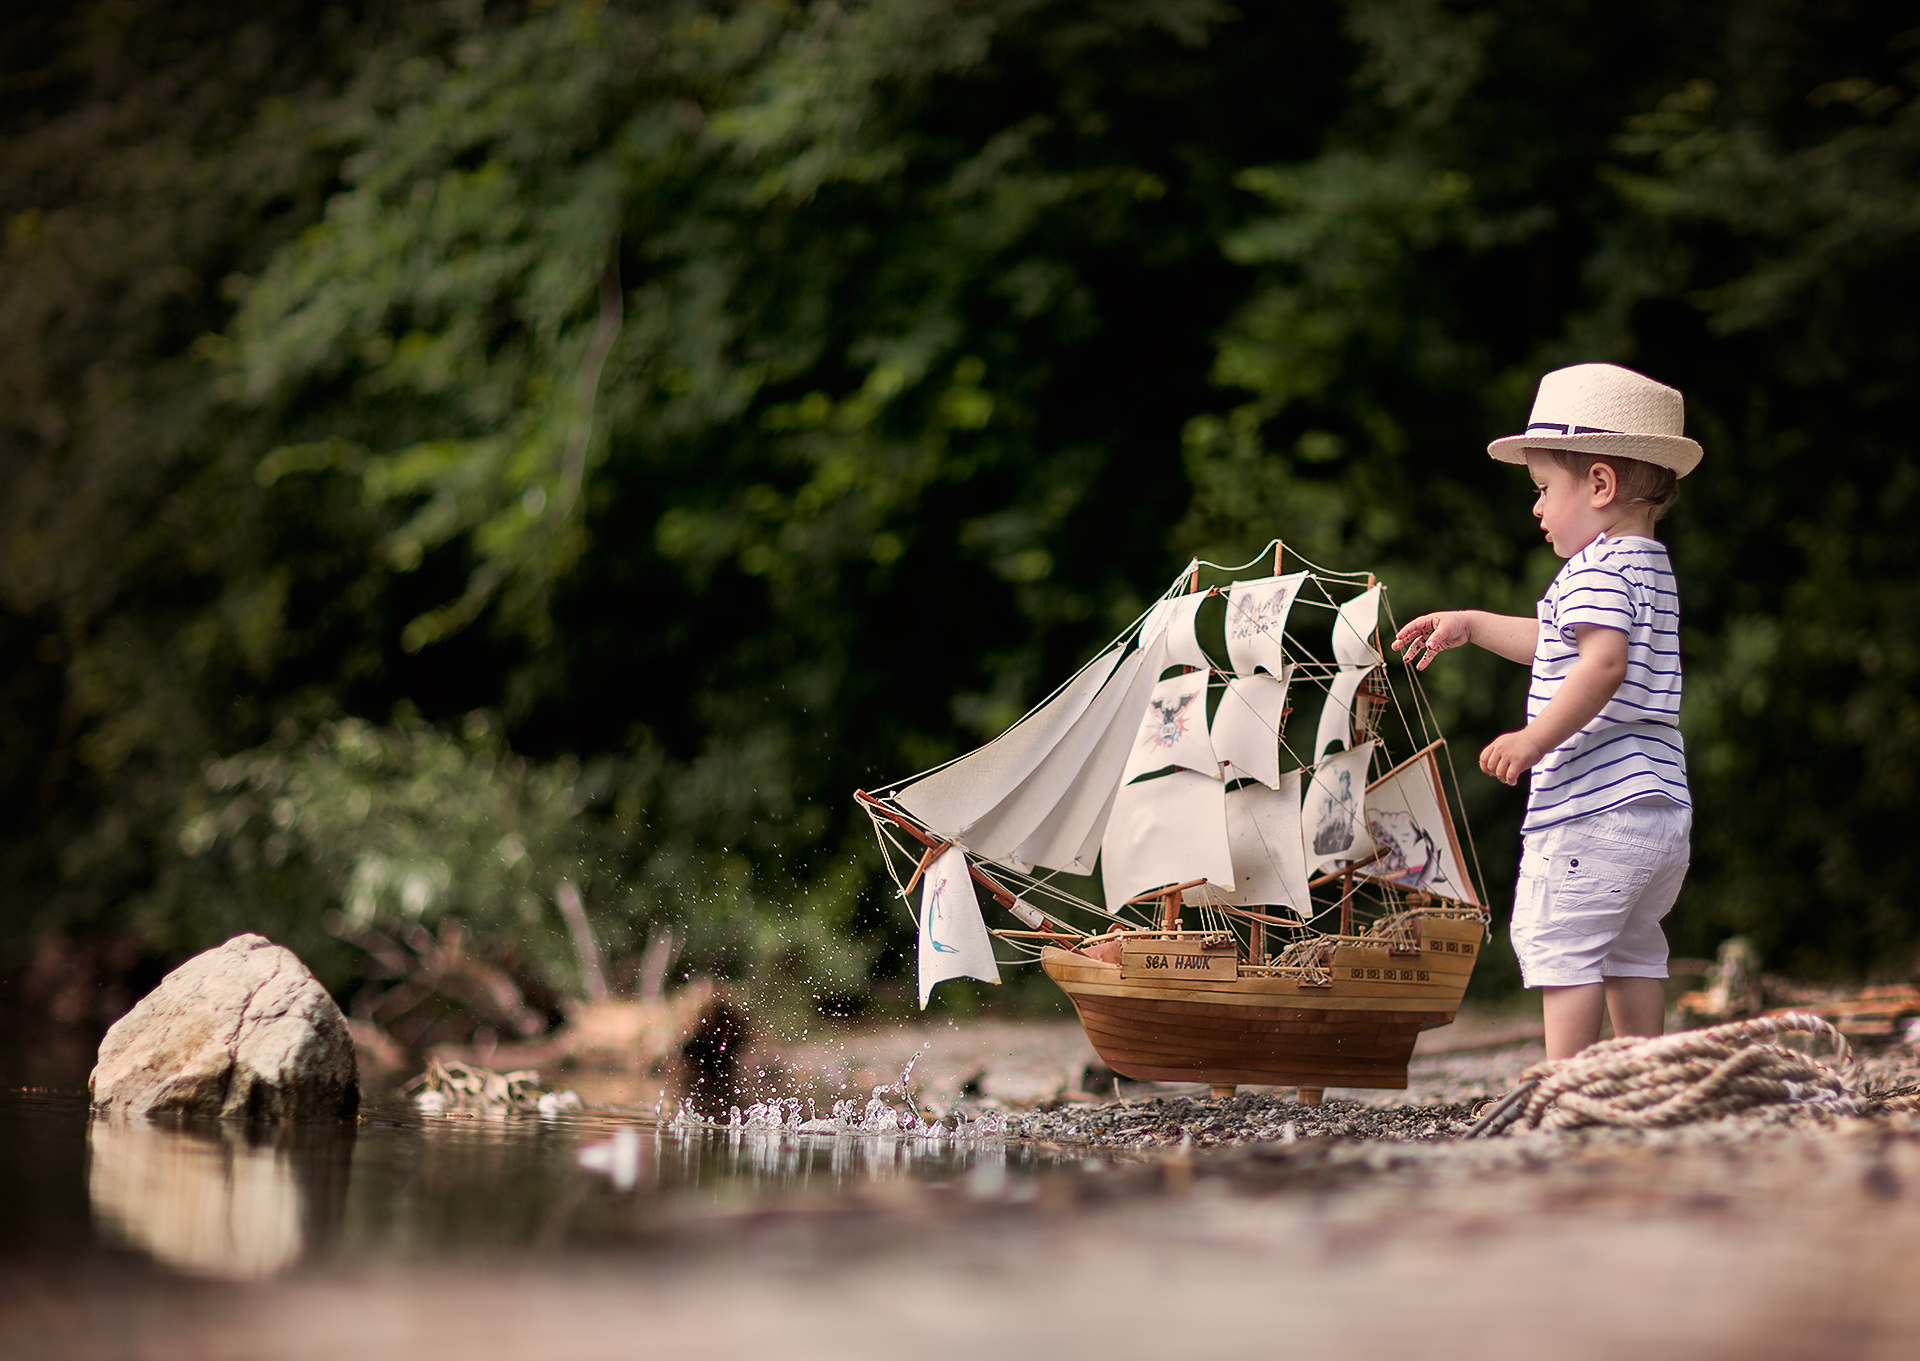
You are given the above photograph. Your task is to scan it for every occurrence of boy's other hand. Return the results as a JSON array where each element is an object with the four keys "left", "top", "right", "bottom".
[
  {"left": 1479, "top": 730, "right": 1544, "bottom": 786},
  {"left": 1392, "top": 612, "right": 1470, "bottom": 670}
]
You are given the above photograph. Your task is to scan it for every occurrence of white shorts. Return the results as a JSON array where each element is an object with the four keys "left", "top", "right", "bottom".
[{"left": 1510, "top": 799, "right": 1692, "bottom": 988}]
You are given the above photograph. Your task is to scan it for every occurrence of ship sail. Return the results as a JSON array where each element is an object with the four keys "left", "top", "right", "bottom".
[
  {"left": 1213, "top": 670, "right": 1289, "bottom": 788},
  {"left": 1303, "top": 740, "right": 1378, "bottom": 875},
  {"left": 1160, "top": 591, "right": 1213, "bottom": 672},
  {"left": 1312, "top": 582, "right": 1383, "bottom": 761},
  {"left": 1331, "top": 584, "right": 1383, "bottom": 668},
  {"left": 916, "top": 845, "right": 1000, "bottom": 1008},
  {"left": 892, "top": 641, "right": 1126, "bottom": 837},
  {"left": 893, "top": 637, "right": 1165, "bottom": 873},
  {"left": 1101, "top": 768, "right": 1234, "bottom": 911},
  {"left": 1203, "top": 771, "right": 1312, "bottom": 915},
  {"left": 1359, "top": 743, "right": 1481, "bottom": 905},
  {"left": 1314, "top": 665, "right": 1370, "bottom": 760},
  {"left": 1224, "top": 571, "right": 1308, "bottom": 676},
  {"left": 1121, "top": 669, "right": 1217, "bottom": 782}
]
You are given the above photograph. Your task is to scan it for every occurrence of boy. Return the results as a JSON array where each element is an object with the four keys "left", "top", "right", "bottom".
[{"left": 1391, "top": 363, "right": 1700, "bottom": 1060}]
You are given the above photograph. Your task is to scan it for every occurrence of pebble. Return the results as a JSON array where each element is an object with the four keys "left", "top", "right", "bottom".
[{"left": 1011, "top": 1092, "right": 1480, "bottom": 1148}]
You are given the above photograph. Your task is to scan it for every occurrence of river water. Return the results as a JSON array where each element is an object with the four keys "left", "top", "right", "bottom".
[
  {"left": 12, "top": 1040, "right": 1920, "bottom": 1360},
  {"left": 0, "top": 1077, "right": 1053, "bottom": 1285}
]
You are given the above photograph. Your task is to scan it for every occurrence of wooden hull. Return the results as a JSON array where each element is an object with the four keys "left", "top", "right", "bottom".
[{"left": 1040, "top": 914, "right": 1484, "bottom": 1091}]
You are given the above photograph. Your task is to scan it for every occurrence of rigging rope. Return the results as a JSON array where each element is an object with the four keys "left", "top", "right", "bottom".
[{"left": 1463, "top": 1014, "right": 1862, "bottom": 1137}]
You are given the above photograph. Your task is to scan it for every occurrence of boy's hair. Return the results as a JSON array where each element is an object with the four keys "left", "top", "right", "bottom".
[{"left": 1545, "top": 450, "right": 1680, "bottom": 522}]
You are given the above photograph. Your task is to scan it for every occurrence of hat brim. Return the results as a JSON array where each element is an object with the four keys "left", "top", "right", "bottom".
[{"left": 1488, "top": 432, "right": 1702, "bottom": 477}]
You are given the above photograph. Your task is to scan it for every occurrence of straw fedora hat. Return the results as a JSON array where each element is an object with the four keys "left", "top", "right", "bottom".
[{"left": 1488, "top": 363, "right": 1703, "bottom": 476}]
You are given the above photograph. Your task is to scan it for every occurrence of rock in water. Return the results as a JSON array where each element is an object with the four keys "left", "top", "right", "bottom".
[{"left": 90, "top": 934, "right": 359, "bottom": 1121}]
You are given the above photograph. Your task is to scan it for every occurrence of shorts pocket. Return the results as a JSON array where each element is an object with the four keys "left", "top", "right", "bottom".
[
  {"left": 1539, "top": 853, "right": 1654, "bottom": 939},
  {"left": 1510, "top": 856, "right": 1545, "bottom": 933}
]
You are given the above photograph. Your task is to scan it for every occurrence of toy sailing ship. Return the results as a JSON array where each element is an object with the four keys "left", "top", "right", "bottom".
[{"left": 855, "top": 543, "right": 1489, "bottom": 1103}]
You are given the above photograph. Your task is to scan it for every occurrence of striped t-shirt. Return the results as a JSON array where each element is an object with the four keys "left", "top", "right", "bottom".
[{"left": 1522, "top": 534, "right": 1690, "bottom": 832}]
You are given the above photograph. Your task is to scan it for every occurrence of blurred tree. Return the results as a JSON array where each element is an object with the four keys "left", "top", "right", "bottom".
[
  {"left": 5, "top": 0, "right": 1920, "bottom": 1019},
  {"left": 1592, "top": 45, "right": 1920, "bottom": 975},
  {"left": 0, "top": 0, "right": 486, "bottom": 993}
]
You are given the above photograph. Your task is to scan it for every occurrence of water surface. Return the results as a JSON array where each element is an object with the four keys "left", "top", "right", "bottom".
[{"left": 1, "top": 1081, "right": 1057, "bottom": 1283}]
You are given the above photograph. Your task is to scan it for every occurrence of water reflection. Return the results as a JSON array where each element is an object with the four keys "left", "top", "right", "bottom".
[
  {"left": 573, "top": 1117, "right": 1015, "bottom": 1201},
  {"left": 40, "top": 1095, "right": 1065, "bottom": 1277},
  {"left": 87, "top": 1116, "right": 352, "bottom": 1280}
]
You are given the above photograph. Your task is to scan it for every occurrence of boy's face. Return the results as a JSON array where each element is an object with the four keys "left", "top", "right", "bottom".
[{"left": 1524, "top": 450, "right": 1611, "bottom": 559}]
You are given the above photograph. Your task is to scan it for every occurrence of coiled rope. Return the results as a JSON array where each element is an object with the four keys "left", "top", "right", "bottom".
[{"left": 1465, "top": 1013, "right": 1862, "bottom": 1138}]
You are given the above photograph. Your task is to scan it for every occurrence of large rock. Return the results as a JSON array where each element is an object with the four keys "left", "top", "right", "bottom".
[{"left": 90, "top": 934, "right": 359, "bottom": 1121}]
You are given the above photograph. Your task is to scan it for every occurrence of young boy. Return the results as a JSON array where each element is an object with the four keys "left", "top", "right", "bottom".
[{"left": 1391, "top": 363, "right": 1700, "bottom": 1061}]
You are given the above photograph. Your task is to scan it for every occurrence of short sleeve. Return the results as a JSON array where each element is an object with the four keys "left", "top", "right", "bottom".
[{"left": 1554, "top": 557, "right": 1636, "bottom": 641}]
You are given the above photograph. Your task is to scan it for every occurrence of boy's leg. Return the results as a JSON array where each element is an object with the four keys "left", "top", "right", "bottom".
[
  {"left": 1604, "top": 976, "right": 1664, "bottom": 1039},
  {"left": 1599, "top": 803, "right": 1691, "bottom": 1043},
  {"left": 1541, "top": 983, "right": 1606, "bottom": 1060}
]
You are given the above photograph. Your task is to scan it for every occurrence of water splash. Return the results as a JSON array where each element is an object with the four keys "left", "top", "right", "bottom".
[{"left": 600, "top": 1042, "right": 1006, "bottom": 1160}]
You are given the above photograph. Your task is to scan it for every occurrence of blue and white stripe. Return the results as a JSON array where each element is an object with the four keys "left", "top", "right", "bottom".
[{"left": 1523, "top": 535, "right": 1690, "bottom": 832}]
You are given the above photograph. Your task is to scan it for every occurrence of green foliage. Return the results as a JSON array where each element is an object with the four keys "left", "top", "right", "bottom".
[
  {"left": 5, "top": 0, "right": 1920, "bottom": 1010},
  {"left": 156, "top": 714, "right": 606, "bottom": 996},
  {"left": 0, "top": 0, "right": 465, "bottom": 941},
  {"left": 1589, "top": 60, "right": 1920, "bottom": 973}
]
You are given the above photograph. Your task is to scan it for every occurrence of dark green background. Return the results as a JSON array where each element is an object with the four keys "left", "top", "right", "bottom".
[{"left": 4, "top": 0, "right": 1917, "bottom": 1023}]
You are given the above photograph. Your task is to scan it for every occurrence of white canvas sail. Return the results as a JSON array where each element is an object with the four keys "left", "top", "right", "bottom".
[
  {"left": 1302, "top": 741, "right": 1377, "bottom": 876},
  {"left": 1162, "top": 591, "right": 1212, "bottom": 672},
  {"left": 1332, "top": 584, "right": 1383, "bottom": 669},
  {"left": 1136, "top": 560, "right": 1198, "bottom": 647},
  {"left": 1212, "top": 671, "right": 1289, "bottom": 789},
  {"left": 1139, "top": 596, "right": 1173, "bottom": 646},
  {"left": 1000, "top": 638, "right": 1167, "bottom": 874},
  {"left": 917, "top": 846, "right": 1001, "bottom": 1008},
  {"left": 1360, "top": 744, "right": 1479, "bottom": 905},
  {"left": 958, "top": 641, "right": 1159, "bottom": 862},
  {"left": 1121, "top": 669, "right": 1217, "bottom": 783},
  {"left": 1100, "top": 768, "right": 1235, "bottom": 912},
  {"left": 894, "top": 643, "right": 1125, "bottom": 838},
  {"left": 1195, "top": 771, "right": 1311, "bottom": 915},
  {"left": 1313, "top": 665, "right": 1371, "bottom": 760},
  {"left": 1224, "top": 572, "right": 1308, "bottom": 677}
]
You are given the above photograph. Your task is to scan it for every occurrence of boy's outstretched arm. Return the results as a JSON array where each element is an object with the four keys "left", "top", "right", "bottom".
[
  {"left": 1480, "top": 624, "right": 1629, "bottom": 785},
  {"left": 1392, "top": 610, "right": 1535, "bottom": 668}
]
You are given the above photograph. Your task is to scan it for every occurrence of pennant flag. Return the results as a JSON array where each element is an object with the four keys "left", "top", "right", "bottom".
[{"left": 917, "top": 846, "right": 1001, "bottom": 1008}]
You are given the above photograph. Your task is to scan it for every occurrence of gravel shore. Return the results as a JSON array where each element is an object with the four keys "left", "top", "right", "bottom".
[{"left": 1012, "top": 1091, "right": 1481, "bottom": 1146}]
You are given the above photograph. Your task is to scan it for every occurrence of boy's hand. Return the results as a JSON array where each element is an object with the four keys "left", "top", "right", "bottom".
[
  {"left": 1392, "top": 612, "right": 1471, "bottom": 670},
  {"left": 1479, "top": 730, "right": 1545, "bottom": 786}
]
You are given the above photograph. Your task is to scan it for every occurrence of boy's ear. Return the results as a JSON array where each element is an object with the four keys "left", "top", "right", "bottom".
[{"left": 1587, "top": 460, "right": 1619, "bottom": 509}]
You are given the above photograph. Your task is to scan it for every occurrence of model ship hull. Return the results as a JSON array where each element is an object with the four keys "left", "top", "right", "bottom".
[{"left": 1039, "top": 913, "right": 1484, "bottom": 1091}]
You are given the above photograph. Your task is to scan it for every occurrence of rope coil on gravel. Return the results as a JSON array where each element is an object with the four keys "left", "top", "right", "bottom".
[{"left": 1465, "top": 1013, "right": 1862, "bottom": 1138}]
